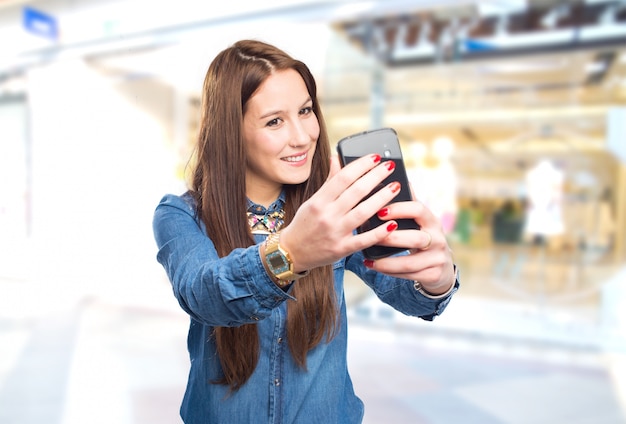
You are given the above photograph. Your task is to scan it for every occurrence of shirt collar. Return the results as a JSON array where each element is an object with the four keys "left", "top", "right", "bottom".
[{"left": 246, "top": 191, "right": 286, "bottom": 215}]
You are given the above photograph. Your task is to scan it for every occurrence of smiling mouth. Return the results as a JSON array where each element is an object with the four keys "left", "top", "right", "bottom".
[{"left": 282, "top": 153, "right": 307, "bottom": 162}]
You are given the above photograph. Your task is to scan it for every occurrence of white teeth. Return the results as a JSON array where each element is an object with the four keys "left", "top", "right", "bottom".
[{"left": 283, "top": 153, "right": 306, "bottom": 162}]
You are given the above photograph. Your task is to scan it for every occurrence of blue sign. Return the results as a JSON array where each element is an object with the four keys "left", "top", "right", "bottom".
[
  {"left": 463, "top": 39, "right": 496, "bottom": 52},
  {"left": 23, "top": 6, "right": 58, "bottom": 40}
]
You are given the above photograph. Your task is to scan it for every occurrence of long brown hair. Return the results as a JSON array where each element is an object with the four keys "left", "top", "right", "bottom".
[{"left": 191, "top": 40, "right": 337, "bottom": 392}]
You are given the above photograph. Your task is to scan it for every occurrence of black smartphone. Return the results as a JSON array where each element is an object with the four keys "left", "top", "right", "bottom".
[{"left": 337, "top": 127, "right": 420, "bottom": 260}]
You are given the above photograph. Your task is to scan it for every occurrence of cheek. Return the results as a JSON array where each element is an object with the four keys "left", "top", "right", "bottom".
[
  {"left": 307, "top": 118, "right": 321, "bottom": 140},
  {"left": 248, "top": 132, "right": 279, "bottom": 156}
]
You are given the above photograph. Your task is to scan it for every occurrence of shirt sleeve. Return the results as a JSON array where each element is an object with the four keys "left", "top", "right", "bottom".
[
  {"left": 152, "top": 194, "right": 293, "bottom": 327},
  {"left": 345, "top": 250, "right": 459, "bottom": 321}
]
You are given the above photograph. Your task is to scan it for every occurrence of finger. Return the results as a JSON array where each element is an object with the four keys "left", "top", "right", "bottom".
[
  {"left": 379, "top": 200, "right": 441, "bottom": 231},
  {"left": 317, "top": 154, "right": 382, "bottom": 202},
  {"left": 336, "top": 158, "right": 400, "bottom": 209},
  {"left": 416, "top": 230, "right": 433, "bottom": 251},
  {"left": 342, "top": 179, "right": 401, "bottom": 231},
  {"left": 375, "top": 226, "right": 436, "bottom": 252},
  {"left": 379, "top": 263, "right": 449, "bottom": 286},
  {"left": 409, "top": 184, "right": 439, "bottom": 227},
  {"left": 366, "top": 247, "right": 453, "bottom": 282},
  {"left": 348, "top": 218, "right": 401, "bottom": 255}
]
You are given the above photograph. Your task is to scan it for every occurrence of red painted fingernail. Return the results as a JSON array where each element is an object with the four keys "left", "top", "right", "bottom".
[
  {"left": 377, "top": 208, "right": 389, "bottom": 218},
  {"left": 387, "top": 222, "right": 398, "bottom": 232},
  {"left": 363, "top": 259, "right": 375, "bottom": 268},
  {"left": 372, "top": 154, "right": 381, "bottom": 164},
  {"left": 385, "top": 160, "right": 395, "bottom": 171},
  {"left": 390, "top": 182, "right": 401, "bottom": 193}
]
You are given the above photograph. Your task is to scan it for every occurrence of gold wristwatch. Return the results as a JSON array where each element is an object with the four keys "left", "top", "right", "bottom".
[{"left": 262, "top": 232, "right": 309, "bottom": 288}]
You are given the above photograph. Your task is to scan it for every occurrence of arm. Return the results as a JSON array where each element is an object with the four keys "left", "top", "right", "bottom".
[
  {"left": 152, "top": 193, "right": 292, "bottom": 326},
  {"left": 347, "top": 250, "right": 459, "bottom": 321}
]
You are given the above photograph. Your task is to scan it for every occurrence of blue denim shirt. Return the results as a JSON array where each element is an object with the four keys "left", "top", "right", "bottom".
[{"left": 153, "top": 192, "right": 459, "bottom": 424}]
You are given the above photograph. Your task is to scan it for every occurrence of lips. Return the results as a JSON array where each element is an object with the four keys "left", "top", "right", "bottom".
[{"left": 282, "top": 152, "right": 307, "bottom": 163}]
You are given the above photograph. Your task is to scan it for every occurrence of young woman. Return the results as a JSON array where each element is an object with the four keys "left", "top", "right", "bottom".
[{"left": 153, "top": 39, "right": 459, "bottom": 424}]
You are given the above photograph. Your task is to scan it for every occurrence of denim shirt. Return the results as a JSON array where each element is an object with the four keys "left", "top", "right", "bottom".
[{"left": 152, "top": 192, "right": 459, "bottom": 424}]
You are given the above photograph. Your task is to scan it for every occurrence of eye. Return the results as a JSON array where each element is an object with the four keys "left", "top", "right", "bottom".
[
  {"left": 266, "top": 117, "right": 281, "bottom": 127},
  {"left": 299, "top": 106, "right": 313, "bottom": 116}
]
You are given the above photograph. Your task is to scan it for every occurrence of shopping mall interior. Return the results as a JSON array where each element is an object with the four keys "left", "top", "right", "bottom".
[{"left": 1, "top": 0, "right": 625, "bottom": 423}]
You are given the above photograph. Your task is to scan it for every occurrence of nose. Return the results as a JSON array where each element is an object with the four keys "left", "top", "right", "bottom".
[{"left": 289, "top": 120, "right": 311, "bottom": 148}]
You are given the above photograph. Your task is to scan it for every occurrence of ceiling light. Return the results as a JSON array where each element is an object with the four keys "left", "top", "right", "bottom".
[
  {"left": 479, "top": 61, "right": 566, "bottom": 74},
  {"left": 541, "top": 4, "right": 572, "bottom": 29},
  {"left": 477, "top": 1, "right": 526, "bottom": 17},
  {"left": 329, "top": 1, "right": 376, "bottom": 20},
  {"left": 585, "top": 61, "right": 607, "bottom": 74}
]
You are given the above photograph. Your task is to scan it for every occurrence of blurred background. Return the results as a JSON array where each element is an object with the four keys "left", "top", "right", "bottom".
[{"left": 1, "top": 0, "right": 625, "bottom": 423}]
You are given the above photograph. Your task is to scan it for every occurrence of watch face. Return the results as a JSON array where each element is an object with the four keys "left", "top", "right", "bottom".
[{"left": 267, "top": 251, "right": 289, "bottom": 274}]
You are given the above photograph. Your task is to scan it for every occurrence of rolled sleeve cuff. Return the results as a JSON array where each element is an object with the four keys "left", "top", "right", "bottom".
[
  {"left": 416, "top": 271, "right": 460, "bottom": 321},
  {"left": 242, "top": 245, "right": 297, "bottom": 310}
]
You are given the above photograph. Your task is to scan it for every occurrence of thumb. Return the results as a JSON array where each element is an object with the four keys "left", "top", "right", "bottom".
[{"left": 327, "top": 155, "right": 342, "bottom": 181}]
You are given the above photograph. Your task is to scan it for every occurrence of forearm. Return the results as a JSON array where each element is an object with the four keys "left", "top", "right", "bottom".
[
  {"left": 346, "top": 251, "right": 459, "bottom": 320},
  {"left": 159, "top": 241, "right": 293, "bottom": 326}
]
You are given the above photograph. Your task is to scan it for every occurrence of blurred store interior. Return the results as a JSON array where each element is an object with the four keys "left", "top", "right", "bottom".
[{"left": 1, "top": 0, "right": 626, "bottom": 423}]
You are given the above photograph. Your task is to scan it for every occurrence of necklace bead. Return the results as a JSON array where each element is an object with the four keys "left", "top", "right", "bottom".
[{"left": 247, "top": 209, "right": 284, "bottom": 234}]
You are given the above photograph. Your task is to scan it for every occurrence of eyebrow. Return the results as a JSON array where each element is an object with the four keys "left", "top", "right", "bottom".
[{"left": 258, "top": 97, "right": 313, "bottom": 120}]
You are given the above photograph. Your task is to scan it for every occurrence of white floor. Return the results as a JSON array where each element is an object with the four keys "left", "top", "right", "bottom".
[{"left": 0, "top": 269, "right": 625, "bottom": 424}]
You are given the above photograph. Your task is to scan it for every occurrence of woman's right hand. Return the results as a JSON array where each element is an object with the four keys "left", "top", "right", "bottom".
[{"left": 279, "top": 154, "right": 401, "bottom": 272}]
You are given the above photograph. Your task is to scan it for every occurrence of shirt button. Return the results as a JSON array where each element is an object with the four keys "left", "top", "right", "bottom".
[
  {"left": 274, "top": 379, "right": 280, "bottom": 386},
  {"left": 251, "top": 316, "right": 259, "bottom": 321},
  {"left": 277, "top": 337, "right": 283, "bottom": 344}
]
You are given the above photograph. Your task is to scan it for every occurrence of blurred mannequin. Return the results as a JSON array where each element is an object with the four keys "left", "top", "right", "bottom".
[
  {"left": 406, "top": 141, "right": 428, "bottom": 201},
  {"left": 407, "top": 137, "right": 458, "bottom": 234},
  {"left": 523, "top": 159, "right": 565, "bottom": 244},
  {"left": 584, "top": 187, "right": 615, "bottom": 250}
]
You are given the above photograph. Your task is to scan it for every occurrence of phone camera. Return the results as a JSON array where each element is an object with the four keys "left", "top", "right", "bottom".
[{"left": 383, "top": 149, "right": 392, "bottom": 158}]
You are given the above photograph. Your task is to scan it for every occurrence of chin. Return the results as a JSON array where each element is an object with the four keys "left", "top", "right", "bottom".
[
  {"left": 281, "top": 170, "right": 312, "bottom": 185},
  {"left": 283, "top": 176, "right": 310, "bottom": 185}
]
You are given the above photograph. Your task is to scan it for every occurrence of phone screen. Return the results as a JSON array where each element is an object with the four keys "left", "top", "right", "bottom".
[{"left": 337, "top": 128, "right": 420, "bottom": 259}]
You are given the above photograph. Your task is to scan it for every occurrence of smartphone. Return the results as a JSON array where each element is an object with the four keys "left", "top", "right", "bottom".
[{"left": 337, "top": 127, "right": 420, "bottom": 259}]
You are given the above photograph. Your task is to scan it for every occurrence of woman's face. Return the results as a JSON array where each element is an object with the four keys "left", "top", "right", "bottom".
[{"left": 243, "top": 68, "right": 320, "bottom": 205}]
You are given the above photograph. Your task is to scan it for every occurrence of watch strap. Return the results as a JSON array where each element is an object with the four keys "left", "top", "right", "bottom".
[
  {"left": 414, "top": 265, "right": 459, "bottom": 299},
  {"left": 262, "top": 232, "right": 309, "bottom": 288}
]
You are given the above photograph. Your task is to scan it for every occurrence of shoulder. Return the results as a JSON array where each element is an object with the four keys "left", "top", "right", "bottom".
[
  {"left": 156, "top": 191, "right": 197, "bottom": 215},
  {"left": 153, "top": 191, "right": 204, "bottom": 243},
  {"left": 153, "top": 191, "right": 201, "bottom": 229}
]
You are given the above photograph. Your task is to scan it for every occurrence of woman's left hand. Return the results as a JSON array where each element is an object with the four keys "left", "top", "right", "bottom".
[{"left": 363, "top": 195, "right": 456, "bottom": 296}]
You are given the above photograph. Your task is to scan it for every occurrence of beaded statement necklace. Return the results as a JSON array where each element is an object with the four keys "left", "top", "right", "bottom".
[{"left": 247, "top": 209, "right": 285, "bottom": 234}]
